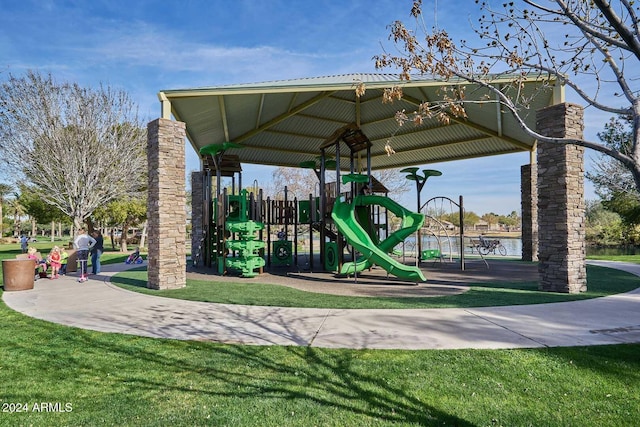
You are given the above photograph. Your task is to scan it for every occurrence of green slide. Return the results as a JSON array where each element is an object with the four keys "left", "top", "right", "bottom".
[
  {"left": 340, "top": 195, "right": 425, "bottom": 275},
  {"left": 331, "top": 195, "right": 426, "bottom": 282}
]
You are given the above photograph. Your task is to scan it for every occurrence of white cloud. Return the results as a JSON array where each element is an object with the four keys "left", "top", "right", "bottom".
[{"left": 0, "top": 1, "right": 611, "bottom": 214}]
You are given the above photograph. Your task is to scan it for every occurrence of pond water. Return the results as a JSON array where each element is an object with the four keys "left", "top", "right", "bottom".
[
  {"left": 413, "top": 235, "right": 523, "bottom": 257},
  {"left": 420, "top": 236, "right": 638, "bottom": 257},
  {"left": 315, "top": 231, "right": 636, "bottom": 257}
]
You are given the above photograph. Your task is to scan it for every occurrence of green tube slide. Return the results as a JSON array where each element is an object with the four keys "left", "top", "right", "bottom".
[
  {"left": 331, "top": 195, "right": 426, "bottom": 282},
  {"left": 339, "top": 195, "right": 424, "bottom": 275}
]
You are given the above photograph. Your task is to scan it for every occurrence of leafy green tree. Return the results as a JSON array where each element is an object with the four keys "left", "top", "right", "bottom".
[
  {"left": 586, "top": 117, "right": 640, "bottom": 235},
  {"left": 94, "top": 197, "right": 146, "bottom": 251},
  {"left": 464, "top": 211, "right": 481, "bottom": 229},
  {"left": 585, "top": 200, "right": 625, "bottom": 245},
  {"left": 441, "top": 210, "right": 480, "bottom": 228},
  {"left": 498, "top": 211, "right": 520, "bottom": 229},
  {"left": 17, "top": 184, "right": 68, "bottom": 240},
  {"left": 481, "top": 212, "right": 499, "bottom": 227},
  {"left": 601, "top": 192, "right": 640, "bottom": 244}
]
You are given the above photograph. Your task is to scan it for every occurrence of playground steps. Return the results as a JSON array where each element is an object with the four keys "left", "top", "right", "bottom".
[{"left": 225, "top": 219, "right": 265, "bottom": 278}]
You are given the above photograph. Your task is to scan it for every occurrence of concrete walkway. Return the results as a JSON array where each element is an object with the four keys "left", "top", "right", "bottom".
[{"left": 3, "top": 260, "right": 640, "bottom": 350}]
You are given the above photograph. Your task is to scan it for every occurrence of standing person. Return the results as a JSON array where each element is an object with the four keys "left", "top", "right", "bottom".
[
  {"left": 20, "top": 234, "right": 28, "bottom": 253},
  {"left": 90, "top": 230, "right": 104, "bottom": 275},
  {"left": 48, "top": 246, "right": 61, "bottom": 279},
  {"left": 59, "top": 246, "right": 69, "bottom": 275},
  {"left": 73, "top": 228, "right": 96, "bottom": 283}
]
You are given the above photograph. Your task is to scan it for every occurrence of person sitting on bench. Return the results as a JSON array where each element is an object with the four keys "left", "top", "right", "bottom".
[{"left": 27, "top": 246, "right": 48, "bottom": 279}]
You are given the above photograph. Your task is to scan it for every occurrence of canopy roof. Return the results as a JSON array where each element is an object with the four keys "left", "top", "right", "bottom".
[{"left": 158, "top": 73, "right": 561, "bottom": 171}]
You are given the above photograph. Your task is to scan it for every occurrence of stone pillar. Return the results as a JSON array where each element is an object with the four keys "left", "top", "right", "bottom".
[
  {"left": 536, "top": 103, "right": 586, "bottom": 293},
  {"left": 191, "top": 171, "right": 204, "bottom": 257},
  {"left": 147, "top": 118, "right": 187, "bottom": 290},
  {"left": 521, "top": 163, "right": 538, "bottom": 261}
]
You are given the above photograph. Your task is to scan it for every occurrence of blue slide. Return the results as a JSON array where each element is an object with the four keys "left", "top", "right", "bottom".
[{"left": 331, "top": 195, "right": 426, "bottom": 282}]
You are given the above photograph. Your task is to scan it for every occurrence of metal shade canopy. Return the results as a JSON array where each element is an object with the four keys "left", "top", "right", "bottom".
[{"left": 158, "top": 73, "right": 561, "bottom": 171}]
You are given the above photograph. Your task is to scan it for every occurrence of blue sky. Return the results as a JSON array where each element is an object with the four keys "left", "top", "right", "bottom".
[{"left": 0, "top": 0, "right": 600, "bottom": 215}]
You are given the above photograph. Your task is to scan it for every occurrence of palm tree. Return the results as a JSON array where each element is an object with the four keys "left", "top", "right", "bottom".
[
  {"left": 7, "top": 192, "right": 26, "bottom": 237},
  {"left": 0, "top": 183, "right": 13, "bottom": 237}
]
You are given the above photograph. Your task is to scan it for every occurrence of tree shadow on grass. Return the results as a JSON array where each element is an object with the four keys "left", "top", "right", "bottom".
[
  {"left": 0, "top": 303, "right": 475, "bottom": 426},
  {"left": 5, "top": 296, "right": 640, "bottom": 425},
  {"left": 109, "top": 264, "right": 640, "bottom": 309}
]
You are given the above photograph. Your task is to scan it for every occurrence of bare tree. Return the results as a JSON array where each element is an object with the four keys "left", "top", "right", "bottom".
[
  {"left": 0, "top": 70, "right": 146, "bottom": 229},
  {"left": 269, "top": 166, "right": 412, "bottom": 201},
  {"left": 587, "top": 116, "right": 636, "bottom": 197},
  {"left": 371, "top": 1, "right": 640, "bottom": 192},
  {"left": 372, "top": 168, "right": 412, "bottom": 198},
  {"left": 586, "top": 116, "right": 640, "bottom": 225},
  {"left": 269, "top": 167, "right": 318, "bottom": 200}
]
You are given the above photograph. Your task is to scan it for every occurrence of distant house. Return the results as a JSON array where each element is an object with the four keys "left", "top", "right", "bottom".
[
  {"left": 422, "top": 217, "right": 456, "bottom": 234},
  {"left": 474, "top": 220, "right": 490, "bottom": 232},
  {"left": 441, "top": 220, "right": 456, "bottom": 230},
  {"left": 473, "top": 220, "right": 502, "bottom": 232}
]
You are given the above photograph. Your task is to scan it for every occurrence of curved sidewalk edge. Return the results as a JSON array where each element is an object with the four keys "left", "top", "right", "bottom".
[{"left": 2, "top": 261, "right": 640, "bottom": 350}]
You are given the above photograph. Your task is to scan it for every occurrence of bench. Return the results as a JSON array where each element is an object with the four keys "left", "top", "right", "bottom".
[
  {"left": 16, "top": 252, "right": 43, "bottom": 261},
  {"left": 16, "top": 249, "right": 78, "bottom": 274},
  {"left": 16, "top": 252, "right": 47, "bottom": 278},
  {"left": 466, "top": 238, "right": 489, "bottom": 269},
  {"left": 468, "top": 239, "right": 481, "bottom": 252}
]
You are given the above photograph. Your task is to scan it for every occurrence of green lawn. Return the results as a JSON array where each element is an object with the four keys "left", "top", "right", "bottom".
[
  {"left": 111, "top": 263, "right": 640, "bottom": 309},
  {"left": 0, "top": 241, "right": 132, "bottom": 267},
  {"left": 587, "top": 254, "right": 640, "bottom": 263},
  {"left": 1, "top": 244, "right": 639, "bottom": 425}
]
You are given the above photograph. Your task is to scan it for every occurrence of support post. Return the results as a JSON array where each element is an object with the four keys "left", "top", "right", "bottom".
[
  {"left": 147, "top": 118, "right": 186, "bottom": 289},
  {"left": 521, "top": 163, "right": 538, "bottom": 261},
  {"left": 536, "top": 103, "right": 586, "bottom": 293},
  {"left": 191, "top": 171, "right": 204, "bottom": 264}
]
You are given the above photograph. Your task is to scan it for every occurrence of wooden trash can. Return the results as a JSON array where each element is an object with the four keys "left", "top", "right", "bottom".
[
  {"left": 2, "top": 259, "right": 36, "bottom": 291},
  {"left": 65, "top": 249, "right": 78, "bottom": 273}
]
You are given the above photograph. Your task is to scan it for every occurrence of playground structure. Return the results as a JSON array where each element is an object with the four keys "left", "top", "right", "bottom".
[
  {"left": 195, "top": 124, "right": 453, "bottom": 282},
  {"left": 331, "top": 180, "right": 426, "bottom": 282},
  {"left": 421, "top": 195, "right": 468, "bottom": 270},
  {"left": 224, "top": 190, "right": 266, "bottom": 278}
]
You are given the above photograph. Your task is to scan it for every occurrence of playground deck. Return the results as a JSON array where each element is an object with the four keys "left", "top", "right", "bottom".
[{"left": 187, "top": 258, "right": 537, "bottom": 298}]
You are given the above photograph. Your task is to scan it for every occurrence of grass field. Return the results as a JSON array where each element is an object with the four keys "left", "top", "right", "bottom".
[
  {"left": 1, "top": 243, "right": 639, "bottom": 426},
  {"left": 111, "top": 263, "right": 640, "bottom": 309}
]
